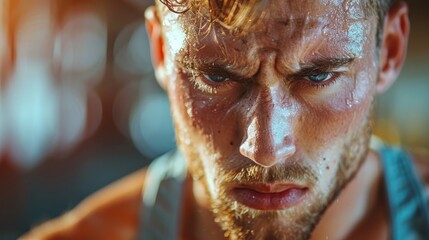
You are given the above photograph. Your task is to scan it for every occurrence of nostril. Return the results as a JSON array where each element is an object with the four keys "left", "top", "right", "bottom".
[
  {"left": 239, "top": 113, "right": 297, "bottom": 167},
  {"left": 239, "top": 136, "right": 256, "bottom": 161},
  {"left": 239, "top": 134, "right": 296, "bottom": 168}
]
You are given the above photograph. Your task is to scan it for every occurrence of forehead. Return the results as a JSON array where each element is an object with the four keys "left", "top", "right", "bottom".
[{"left": 161, "top": 0, "right": 375, "bottom": 70}]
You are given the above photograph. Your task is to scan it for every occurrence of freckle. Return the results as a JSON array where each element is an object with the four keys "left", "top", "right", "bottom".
[{"left": 230, "top": 141, "right": 234, "bottom": 146}]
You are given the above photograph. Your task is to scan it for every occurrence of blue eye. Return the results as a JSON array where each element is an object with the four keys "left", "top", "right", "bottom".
[
  {"left": 308, "top": 73, "right": 332, "bottom": 82},
  {"left": 203, "top": 74, "right": 229, "bottom": 83}
]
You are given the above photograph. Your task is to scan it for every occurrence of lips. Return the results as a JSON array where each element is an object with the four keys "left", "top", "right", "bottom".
[{"left": 231, "top": 183, "right": 308, "bottom": 210}]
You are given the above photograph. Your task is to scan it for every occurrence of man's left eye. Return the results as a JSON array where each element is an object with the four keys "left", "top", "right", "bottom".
[
  {"left": 307, "top": 73, "right": 333, "bottom": 82},
  {"left": 203, "top": 74, "right": 229, "bottom": 83}
]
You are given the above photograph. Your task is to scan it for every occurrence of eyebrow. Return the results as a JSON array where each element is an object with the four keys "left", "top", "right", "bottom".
[
  {"left": 177, "top": 53, "right": 355, "bottom": 79},
  {"left": 177, "top": 55, "right": 249, "bottom": 80},
  {"left": 196, "top": 64, "right": 247, "bottom": 80},
  {"left": 296, "top": 57, "right": 356, "bottom": 76}
]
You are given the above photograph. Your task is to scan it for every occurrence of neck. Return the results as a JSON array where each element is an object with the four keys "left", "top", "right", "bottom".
[
  {"left": 180, "top": 177, "right": 226, "bottom": 240},
  {"left": 311, "top": 149, "right": 387, "bottom": 240}
]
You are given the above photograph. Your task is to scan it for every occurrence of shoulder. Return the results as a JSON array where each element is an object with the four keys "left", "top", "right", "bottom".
[{"left": 20, "top": 168, "right": 147, "bottom": 240}]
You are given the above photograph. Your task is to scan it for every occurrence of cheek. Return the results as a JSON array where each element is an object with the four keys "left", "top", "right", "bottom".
[
  {"left": 168, "top": 72, "right": 240, "bottom": 151},
  {"left": 303, "top": 69, "right": 375, "bottom": 112},
  {"left": 298, "top": 71, "right": 376, "bottom": 151}
]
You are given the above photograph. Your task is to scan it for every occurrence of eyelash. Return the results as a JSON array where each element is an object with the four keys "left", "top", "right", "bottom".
[
  {"left": 189, "top": 71, "right": 237, "bottom": 94},
  {"left": 185, "top": 70, "right": 342, "bottom": 94},
  {"left": 301, "top": 72, "right": 341, "bottom": 89}
]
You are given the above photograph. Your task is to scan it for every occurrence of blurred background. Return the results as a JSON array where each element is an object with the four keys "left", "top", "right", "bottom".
[{"left": 0, "top": 0, "right": 427, "bottom": 238}]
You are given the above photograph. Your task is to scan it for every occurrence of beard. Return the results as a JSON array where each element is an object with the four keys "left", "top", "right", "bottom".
[
  {"left": 176, "top": 106, "right": 373, "bottom": 240},
  {"left": 209, "top": 164, "right": 323, "bottom": 240}
]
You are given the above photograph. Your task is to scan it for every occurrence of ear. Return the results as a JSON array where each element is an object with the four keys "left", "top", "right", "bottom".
[
  {"left": 377, "top": 2, "right": 410, "bottom": 94},
  {"left": 145, "top": 6, "right": 168, "bottom": 89}
]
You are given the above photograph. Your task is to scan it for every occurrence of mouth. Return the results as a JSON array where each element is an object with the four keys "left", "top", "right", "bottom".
[{"left": 231, "top": 183, "right": 308, "bottom": 210}]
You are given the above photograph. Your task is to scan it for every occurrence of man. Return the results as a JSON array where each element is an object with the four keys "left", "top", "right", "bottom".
[{"left": 21, "top": 0, "right": 429, "bottom": 239}]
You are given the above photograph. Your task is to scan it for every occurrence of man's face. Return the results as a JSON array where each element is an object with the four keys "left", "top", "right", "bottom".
[{"left": 160, "top": 0, "right": 378, "bottom": 239}]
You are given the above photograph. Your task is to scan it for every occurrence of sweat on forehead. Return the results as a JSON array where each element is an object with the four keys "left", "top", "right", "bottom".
[{"left": 160, "top": 0, "right": 375, "bottom": 73}]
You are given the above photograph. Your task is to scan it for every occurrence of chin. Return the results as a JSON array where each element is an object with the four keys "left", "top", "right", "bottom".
[{"left": 210, "top": 191, "right": 326, "bottom": 240}]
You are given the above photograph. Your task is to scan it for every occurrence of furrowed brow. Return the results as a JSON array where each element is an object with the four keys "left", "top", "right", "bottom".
[
  {"left": 297, "top": 57, "right": 355, "bottom": 75},
  {"left": 176, "top": 55, "right": 247, "bottom": 79}
]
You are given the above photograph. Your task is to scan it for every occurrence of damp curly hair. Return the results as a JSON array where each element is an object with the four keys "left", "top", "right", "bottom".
[
  {"left": 158, "top": 0, "right": 400, "bottom": 29},
  {"left": 156, "top": 0, "right": 402, "bottom": 47}
]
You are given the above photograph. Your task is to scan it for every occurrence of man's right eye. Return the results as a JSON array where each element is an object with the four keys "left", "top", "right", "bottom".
[{"left": 202, "top": 74, "right": 229, "bottom": 83}]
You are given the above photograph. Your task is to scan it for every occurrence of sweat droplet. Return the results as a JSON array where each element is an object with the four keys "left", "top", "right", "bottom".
[
  {"left": 345, "top": 92, "right": 358, "bottom": 108},
  {"left": 346, "top": 98, "right": 352, "bottom": 108},
  {"left": 321, "top": 25, "right": 329, "bottom": 35}
]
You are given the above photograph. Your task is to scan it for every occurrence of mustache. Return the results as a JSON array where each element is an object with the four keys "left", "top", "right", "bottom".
[{"left": 221, "top": 163, "right": 318, "bottom": 184}]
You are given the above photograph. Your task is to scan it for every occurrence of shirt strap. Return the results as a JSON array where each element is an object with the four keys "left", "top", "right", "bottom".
[
  {"left": 380, "top": 145, "right": 429, "bottom": 240},
  {"left": 139, "top": 150, "right": 187, "bottom": 240}
]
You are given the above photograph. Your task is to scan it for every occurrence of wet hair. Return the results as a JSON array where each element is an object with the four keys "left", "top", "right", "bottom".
[
  {"left": 157, "top": 0, "right": 402, "bottom": 47},
  {"left": 158, "top": 0, "right": 400, "bottom": 29}
]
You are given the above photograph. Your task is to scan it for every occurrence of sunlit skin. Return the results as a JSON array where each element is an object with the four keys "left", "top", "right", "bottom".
[
  {"left": 145, "top": 0, "right": 410, "bottom": 239},
  {"left": 13, "top": 1, "right": 417, "bottom": 240}
]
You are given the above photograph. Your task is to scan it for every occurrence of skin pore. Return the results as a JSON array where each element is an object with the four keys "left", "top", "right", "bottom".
[{"left": 146, "top": 0, "right": 409, "bottom": 239}]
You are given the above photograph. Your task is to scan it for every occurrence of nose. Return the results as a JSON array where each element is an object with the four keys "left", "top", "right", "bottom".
[{"left": 239, "top": 83, "right": 296, "bottom": 167}]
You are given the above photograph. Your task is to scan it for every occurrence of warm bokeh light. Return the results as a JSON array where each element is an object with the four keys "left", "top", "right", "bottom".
[
  {"left": 55, "top": 84, "right": 87, "bottom": 150},
  {"left": 114, "top": 21, "right": 153, "bottom": 77},
  {"left": 0, "top": 91, "right": 5, "bottom": 154},
  {"left": 55, "top": 9, "right": 107, "bottom": 84},
  {"left": 129, "top": 90, "right": 175, "bottom": 158},
  {"left": 0, "top": 1, "right": 110, "bottom": 168},
  {"left": 6, "top": 62, "right": 59, "bottom": 167}
]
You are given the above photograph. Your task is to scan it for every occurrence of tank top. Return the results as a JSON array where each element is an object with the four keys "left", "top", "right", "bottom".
[{"left": 139, "top": 146, "right": 429, "bottom": 240}]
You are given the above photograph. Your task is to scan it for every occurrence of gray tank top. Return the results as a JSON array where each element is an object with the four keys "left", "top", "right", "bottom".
[
  {"left": 139, "top": 146, "right": 429, "bottom": 239},
  {"left": 139, "top": 151, "right": 187, "bottom": 240}
]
